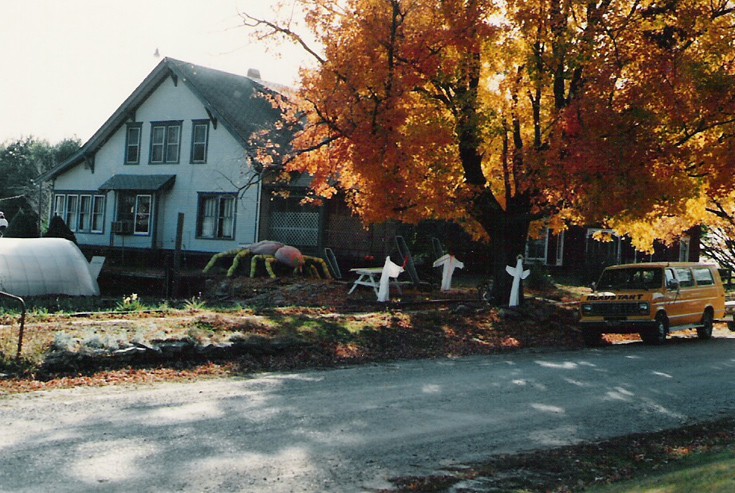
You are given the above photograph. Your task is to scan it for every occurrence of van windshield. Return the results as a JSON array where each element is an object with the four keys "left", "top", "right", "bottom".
[{"left": 597, "top": 268, "right": 663, "bottom": 290}]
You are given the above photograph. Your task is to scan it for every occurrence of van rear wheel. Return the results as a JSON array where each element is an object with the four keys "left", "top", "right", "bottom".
[
  {"left": 697, "top": 310, "right": 714, "bottom": 340},
  {"left": 641, "top": 314, "right": 667, "bottom": 345}
]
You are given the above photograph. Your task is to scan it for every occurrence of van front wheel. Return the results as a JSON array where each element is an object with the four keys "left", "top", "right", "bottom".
[
  {"left": 697, "top": 310, "right": 714, "bottom": 340},
  {"left": 641, "top": 314, "right": 667, "bottom": 345},
  {"left": 583, "top": 331, "right": 604, "bottom": 347}
]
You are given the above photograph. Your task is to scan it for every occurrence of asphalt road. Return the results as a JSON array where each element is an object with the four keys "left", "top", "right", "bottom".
[{"left": 2, "top": 332, "right": 735, "bottom": 492}]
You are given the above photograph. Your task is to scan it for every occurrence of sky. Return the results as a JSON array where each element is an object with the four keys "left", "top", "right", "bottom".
[{"left": 0, "top": 0, "right": 311, "bottom": 144}]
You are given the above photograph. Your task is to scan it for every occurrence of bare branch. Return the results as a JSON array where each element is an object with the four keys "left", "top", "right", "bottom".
[{"left": 240, "top": 11, "right": 326, "bottom": 65}]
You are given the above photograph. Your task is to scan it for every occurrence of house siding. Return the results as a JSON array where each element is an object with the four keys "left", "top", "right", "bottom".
[{"left": 52, "top": 75, "right": 260, "bottom": 254}]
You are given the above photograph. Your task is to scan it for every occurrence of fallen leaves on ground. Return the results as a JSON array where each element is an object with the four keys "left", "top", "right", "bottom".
[{"left": 1, "top": 280, "right": 584, "bottom": 395}]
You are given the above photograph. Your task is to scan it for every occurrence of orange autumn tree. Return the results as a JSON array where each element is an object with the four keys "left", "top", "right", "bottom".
[{"left": 244, "top": 0, "right": 735, "bottom": 302}]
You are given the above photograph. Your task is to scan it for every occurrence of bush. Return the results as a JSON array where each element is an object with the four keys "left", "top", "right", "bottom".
[
  {"left": 44, "top": 215, "right": 77, "bottom": 244},
  {"left": 4, "top": 207, "right": 39, "bottom": 238},
  {"left": 526, "top": 264, "right": 555, "bottom": 290}
]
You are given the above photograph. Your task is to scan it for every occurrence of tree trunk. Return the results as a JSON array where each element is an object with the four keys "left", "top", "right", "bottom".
[
  {"left": 472, "top": 191, "right": 532, "bottom": 305},
  {"left": 489, "top": 213, "right": 531, "bottom": 306}
]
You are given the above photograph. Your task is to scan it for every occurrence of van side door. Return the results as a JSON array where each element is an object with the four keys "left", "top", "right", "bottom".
[{"left": 672, "top": 267, "right": 698, "bottom": 326}]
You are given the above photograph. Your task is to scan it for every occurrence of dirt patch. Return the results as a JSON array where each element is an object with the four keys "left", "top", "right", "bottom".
[{"left": 205, "top": 276, "right": 477, "bottom": 308}]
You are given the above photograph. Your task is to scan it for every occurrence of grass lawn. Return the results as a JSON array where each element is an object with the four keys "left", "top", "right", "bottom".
[{"left": 586, "top": 447, "right": 735, "bottom": 493}]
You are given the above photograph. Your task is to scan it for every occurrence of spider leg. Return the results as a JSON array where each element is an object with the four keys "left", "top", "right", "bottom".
[
  {"left": 251, "top": 254, "right": 278, "bottom": 278},
  {"left": 303, "top": 256, "right": 333, "bottom": 279},
  {"left": 203, "top": 248, "right": 242, "bottom": 273},
  {"left": 227, "top": 249, "right": 252, "bottom": 277}
]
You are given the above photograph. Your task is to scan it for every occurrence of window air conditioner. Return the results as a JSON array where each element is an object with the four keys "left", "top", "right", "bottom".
[{"left": 112, "top": 220, "right": 133, "bottom": 235}]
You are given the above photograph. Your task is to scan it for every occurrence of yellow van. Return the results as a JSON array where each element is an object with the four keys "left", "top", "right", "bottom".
[{"left": 579, "top": 262, "right": 726, "bottom": 346}]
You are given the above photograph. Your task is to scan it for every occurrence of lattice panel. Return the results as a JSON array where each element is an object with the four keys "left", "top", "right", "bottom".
[
  {"left": 269, "top": 212, "right": 319, "bottom": 246},
  {"left": 325, "top": 215, "right": 371, "bottom": 251}
]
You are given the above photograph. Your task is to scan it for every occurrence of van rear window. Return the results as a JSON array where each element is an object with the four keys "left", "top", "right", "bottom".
[{"left": 693, "top": 267, "right": 715, "bottom": 286}]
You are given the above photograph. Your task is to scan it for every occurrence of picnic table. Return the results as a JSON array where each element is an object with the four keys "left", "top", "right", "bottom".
[{"left": 348, "top": 267, "right": 403, "bottom": 296}]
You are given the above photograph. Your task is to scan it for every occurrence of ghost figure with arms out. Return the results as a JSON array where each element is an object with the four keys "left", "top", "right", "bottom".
[
  {"left": 377, "top": 256, "right": 404, "bottom": 302},
  {"left": 432, "top": 254, "right": 464, "bottom": 291},
  {"left": 505, "top": 255, "right": 530, "bottom": 307}
]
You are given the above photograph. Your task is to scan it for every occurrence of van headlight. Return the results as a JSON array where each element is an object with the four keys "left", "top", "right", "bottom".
[
  {"left": 581, "top": 304, "right": 593, "bottom": 314},
  {"left": 638, "top": 302, "right": 650, "bottom": 315}
]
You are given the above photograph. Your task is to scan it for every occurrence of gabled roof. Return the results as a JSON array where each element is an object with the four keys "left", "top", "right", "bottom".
[{"left": 40, "top": 58, "right": 290, "bottom": 181}]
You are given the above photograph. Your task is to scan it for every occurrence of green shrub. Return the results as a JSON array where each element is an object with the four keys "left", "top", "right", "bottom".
[
  {"left": 526, "top": 263, "right": 555, "bottom": 290},
  {"left": 44, "top": 215, "right": 77, "bottom": 244}
]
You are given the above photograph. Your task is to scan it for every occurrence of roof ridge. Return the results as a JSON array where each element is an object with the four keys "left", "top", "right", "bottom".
[{"left": 39, "top": 57, "right": 294, "bottom": 182}]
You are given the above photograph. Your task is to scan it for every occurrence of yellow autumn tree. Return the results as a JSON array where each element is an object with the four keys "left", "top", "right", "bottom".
[{"left": 244, "top": 0, "right": 735, "bottom": 301}]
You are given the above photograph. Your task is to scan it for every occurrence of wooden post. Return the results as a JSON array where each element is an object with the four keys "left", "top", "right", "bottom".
[{"left": 172, "top": 213, "right": 184, "bottom": 299}]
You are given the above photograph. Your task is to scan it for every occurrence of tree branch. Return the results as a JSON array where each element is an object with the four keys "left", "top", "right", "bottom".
[{"left": 240, "top": 12, "right": 326, "bottom": 65}]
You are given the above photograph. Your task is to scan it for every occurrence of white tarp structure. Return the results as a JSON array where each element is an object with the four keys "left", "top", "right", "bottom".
[{"left": 0, "top": 238, "right": 100, "bottom": 296}]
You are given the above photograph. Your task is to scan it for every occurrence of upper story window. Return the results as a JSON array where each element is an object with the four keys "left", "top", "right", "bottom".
[
  {"left": 125, "top": 123, "right": 142, "bottom": 164},
  {"left": 149, "top": 121, "right": 182, "bottom": 164},
  {"left": 190, "top": 120, "right": 209, "bottom": 164}
]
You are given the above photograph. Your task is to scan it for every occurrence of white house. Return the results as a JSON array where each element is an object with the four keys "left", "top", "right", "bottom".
[{"left": 39, "top": 58, "right": 295, "bottom": 260}]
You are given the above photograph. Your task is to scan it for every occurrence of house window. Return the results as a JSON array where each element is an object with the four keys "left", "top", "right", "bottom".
[
  {"left": 554, "top": 231, "right": 565, "bottom": 266},
  {"left": 525, "top": 229, "right": 548, "bottom": 263},
  {"left": 117, "top": 193, "right": 152, "bottom": 235},
  {"left": 197, "top": 194, "right": 235, "bottom": 239},
  {"left": 125, "top": 124, "right": 142, "bottom": 164},
  {"left": 91, "top": 195, "right": 105, "bottom": 233},
  {"left": 134, "top": 195, "right": 152, "bottom": 234},
  {"left": 65, "top": 195, "right": 79, "bottom": 232},
  {"left": 51, "top": 193, "right": 104, "bottom": 234},
  {"left": 190, "top": 120, "right": 209, "bottom": 163},
  {"left": 149, "top": 121, "right": 182, "bottom": 164},
  {"left": 53, "top": 195, "right": 65, "bottom": 218},
  {"left": 78, "top": 195, "right": 92, "bottom": 232},
  {"left": 586, "top": 228, "right": 621, "bottom": 265}
]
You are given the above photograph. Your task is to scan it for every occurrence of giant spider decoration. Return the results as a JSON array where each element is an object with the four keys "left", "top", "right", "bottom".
[{"left": 203, "top": 240, "right": 332, "bottom": 279}]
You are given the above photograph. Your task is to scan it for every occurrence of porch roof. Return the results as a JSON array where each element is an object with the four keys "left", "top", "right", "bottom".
[{"left": 98, "top": 174, "right": 176, "bottom": 192}]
